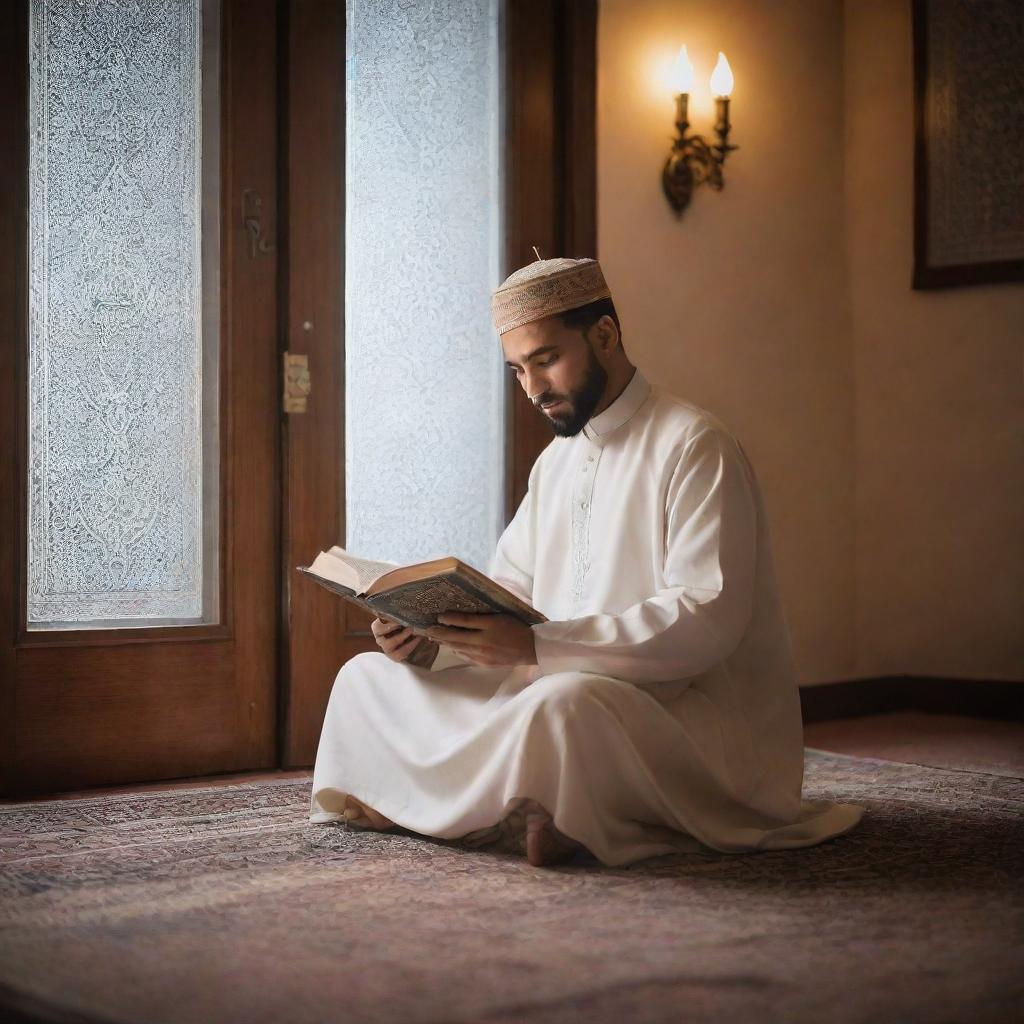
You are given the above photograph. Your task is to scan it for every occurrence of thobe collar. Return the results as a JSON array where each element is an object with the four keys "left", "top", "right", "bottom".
[{"left": 582, "top": 367, "right": 652, "bottom": 445}]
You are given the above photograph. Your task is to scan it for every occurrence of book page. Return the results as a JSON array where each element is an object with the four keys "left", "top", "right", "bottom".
[{"left": 327, "top": 547, "right": 400, "bottom": 594}]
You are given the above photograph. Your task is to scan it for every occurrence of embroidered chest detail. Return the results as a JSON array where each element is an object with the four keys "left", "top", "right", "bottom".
[{"left": 569, "top": 448, "right": 600, "bottom": 610}]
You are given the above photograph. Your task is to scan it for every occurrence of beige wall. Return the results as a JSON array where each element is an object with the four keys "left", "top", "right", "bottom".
[
  {"left": 845, "top": 0, "right": 1024, "bottom": 681},
  {"left": 598, "top": 0, "right": 856, "bottom": 685},
  {"left": 597, "top": 0, "right": 1023, "bottom": 685}
]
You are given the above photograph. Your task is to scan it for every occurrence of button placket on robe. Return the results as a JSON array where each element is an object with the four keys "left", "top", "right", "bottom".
[{"left": 569, "top": 441, "right": 602, "bottom": 615}]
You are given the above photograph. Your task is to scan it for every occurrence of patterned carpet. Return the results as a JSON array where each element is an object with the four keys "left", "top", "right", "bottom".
[{"left": 1, "top": 749, "right": 1021, "bottom": 1024}]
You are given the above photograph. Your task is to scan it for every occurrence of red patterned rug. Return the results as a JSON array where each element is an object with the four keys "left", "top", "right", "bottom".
[{"left": 1, "top": 749, "right": 1021, "bottom": 1024}]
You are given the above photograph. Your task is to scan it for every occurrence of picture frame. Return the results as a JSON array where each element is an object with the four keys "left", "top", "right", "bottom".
[{"left": 912, "top": 0, "right": 1024, "bottom": 289}]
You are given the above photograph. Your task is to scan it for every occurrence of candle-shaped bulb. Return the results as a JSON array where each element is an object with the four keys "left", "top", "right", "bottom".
[
  {"left": 710, "top": 51, "right": 734, "bottom": 97},
  {"left": 669, "top": 44, "right": 695, "bottom": 95}
]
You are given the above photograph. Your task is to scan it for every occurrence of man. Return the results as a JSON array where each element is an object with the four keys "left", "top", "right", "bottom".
[{"left": 310, "top": 256, "right": 864, "bottom": 867}]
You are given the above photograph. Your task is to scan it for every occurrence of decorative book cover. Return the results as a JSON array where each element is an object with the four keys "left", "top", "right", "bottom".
[{"left": 297, "top": 561, "right": 545, "bottom": 632}]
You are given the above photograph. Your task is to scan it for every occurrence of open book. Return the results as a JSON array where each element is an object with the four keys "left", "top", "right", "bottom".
[{"left": 298, "top": 546, "right": 546, "bottom": 630}]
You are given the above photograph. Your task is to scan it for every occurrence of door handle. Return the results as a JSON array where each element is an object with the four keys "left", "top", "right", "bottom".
[
  {"left": 242, "top": 188, "right": 274, "bottom": 259},
  {"left": 283, "top": 352, "right": 311, "bottom": 413}
]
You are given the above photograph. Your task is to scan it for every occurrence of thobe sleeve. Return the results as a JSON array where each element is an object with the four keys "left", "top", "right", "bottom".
[
  {"left": 531, "top": 424, "right": 757, "bottom": 685},
  {"left": 430, "top": 457, "right": 540, "bottom": 672}
]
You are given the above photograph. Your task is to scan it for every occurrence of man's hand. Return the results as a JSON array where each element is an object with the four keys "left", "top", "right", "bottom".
[
  {"left": 371, "top": 616, "right": 439, "bottom": 669},
  {"left": 425, "top": 613, "right": 537, "bottom": 668}
]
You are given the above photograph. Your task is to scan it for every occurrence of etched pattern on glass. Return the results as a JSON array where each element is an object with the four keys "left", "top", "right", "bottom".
[
  {"left": 345, "top": 0, "right": 504, "bottom": 572},
  {"left": 28, "top": 0, "right": 210, "bottom": 626}
]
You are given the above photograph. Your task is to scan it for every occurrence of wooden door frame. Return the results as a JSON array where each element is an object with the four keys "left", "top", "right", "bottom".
[
  {"left": 280, "top": 0, "right": 598, "bottom": 768},
  {"left": 503, "top": 0, "right": 598, "bottom": 516},
  {"left": 0, "top": 0, "right": 26, "bottom": 795},
  {"left": 278, "top": 0, "right": 347, "bottom": 767},
  {"left": 0, "top": 0, "right": 281, "bottom": 795}
]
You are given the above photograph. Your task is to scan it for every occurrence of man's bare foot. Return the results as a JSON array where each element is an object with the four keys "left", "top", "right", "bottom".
[
  {"left": 522, "top": 800, "right": 581, "bottom": 867},
  {"left": 342, "top": 795, "right": 395, "bottom": 831}
]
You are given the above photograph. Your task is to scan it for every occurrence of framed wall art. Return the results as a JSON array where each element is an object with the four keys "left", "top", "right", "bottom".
[{"left": 912, "top": 0, "right": 1024, "bottom": 289}]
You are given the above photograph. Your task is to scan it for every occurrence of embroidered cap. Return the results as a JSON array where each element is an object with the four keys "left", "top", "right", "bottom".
[{"left": 490, "top": 255, "right": 612, "bottom": 335}]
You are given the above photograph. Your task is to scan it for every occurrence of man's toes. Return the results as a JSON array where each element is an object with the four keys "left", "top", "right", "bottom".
[
  {"left": 342, "top": 804, "right": 369, "bottom": 826},
  {"left": 362, "top": 804, "right": 396, "bottom": 830},
  {"left": 525, "top": 808, "right": 581, "bottom": 867},
  {"left": 343, "top": 795, "right": 395, "bottom": 831}
]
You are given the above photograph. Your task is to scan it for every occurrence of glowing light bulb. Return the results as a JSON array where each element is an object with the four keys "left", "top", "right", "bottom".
[
  {"left": 710, "top": 52, "right": 734, "bottom": 97},
  {"left": 669, "top": 45, "right": 695, "bottom": 95}
]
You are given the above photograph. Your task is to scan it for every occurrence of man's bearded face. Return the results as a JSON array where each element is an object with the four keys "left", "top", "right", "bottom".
[
  {"left": 535, "top": 339, "right": 607, "bottom": 437},
  {"left": 501, "top": 318, "right": 610, "bottom": 438}
]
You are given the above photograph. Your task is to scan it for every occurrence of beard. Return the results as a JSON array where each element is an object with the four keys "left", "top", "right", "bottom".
[{"left": 535, "top": 342, "right": 608, "bottom": 438}]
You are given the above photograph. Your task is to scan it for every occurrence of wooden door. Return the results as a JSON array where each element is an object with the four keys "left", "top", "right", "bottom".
[
  {"left": 279, "top": 0, "right": 597, "bottom": 767},
  {"left": 0, "top": 0, "right": 281, "bottom": 795}
]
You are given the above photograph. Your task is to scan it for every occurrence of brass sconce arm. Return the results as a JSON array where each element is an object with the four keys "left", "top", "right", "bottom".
[{"left": 663, "top": 94, "right": 738, "bottom": 217}]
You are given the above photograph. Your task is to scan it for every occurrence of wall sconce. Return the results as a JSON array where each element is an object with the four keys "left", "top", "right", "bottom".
[{"left": 662, "top": 47, "right": 738, "bottom": 217}]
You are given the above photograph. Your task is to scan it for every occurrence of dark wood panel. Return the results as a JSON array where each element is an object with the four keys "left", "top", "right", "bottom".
[
  {"left": 222, "top": 0, "right": 281, "bottom": 770},
  {"left": 800, "top": 677, "right": 1024, "bottom": 724},
  {"left": 503, "top": 0, "right": 598, "bottom": 516},
  {"left": 503, "top": 0, "right": 560, "bottom": 519},
  {"left": 280, "top": 0, "right": 354, "bottom": 767},
  {"left": 561, "top": 0, "right": 598, "bottom": 258},
  {"left": 15, "top": 644, "right": 239, "bottom": 793}
]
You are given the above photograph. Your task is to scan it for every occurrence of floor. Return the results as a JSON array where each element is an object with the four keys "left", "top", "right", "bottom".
[
  {"left": 803, "top": 710, "right": 1024, "bottom": 779},
  {"left": 2, "top": 711, "right": 1021, "bottom": 1024}
]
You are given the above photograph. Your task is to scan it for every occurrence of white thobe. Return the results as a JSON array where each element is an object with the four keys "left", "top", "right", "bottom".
[{"left": 310, "top": 368, "right": 865, "bottom": 865}]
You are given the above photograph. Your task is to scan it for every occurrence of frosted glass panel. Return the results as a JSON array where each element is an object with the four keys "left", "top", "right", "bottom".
[
  {"left": 345, "top": 0, "right": 503, "bottom": 571},
  {"left": 27, "top": 0, "right": 220, "bottom": 629}
]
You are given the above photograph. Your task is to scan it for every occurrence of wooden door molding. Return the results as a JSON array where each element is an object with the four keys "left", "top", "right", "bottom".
[
  {"left": 0, "top": 0, "right": 27, "bottom": 795},
  {"left": 0, "top": 0, "right": 281, "bottom": 795},
  {"left": 279, "top": 0, "right": 348, "bottom": 768},
  {"left": 503, "top": 0, "right": 598, "bottom": 516},
  {"left": 221, "top": 0, "right": 283, "bottom": 776}
]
